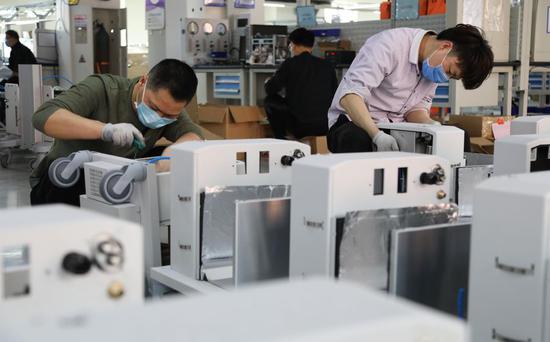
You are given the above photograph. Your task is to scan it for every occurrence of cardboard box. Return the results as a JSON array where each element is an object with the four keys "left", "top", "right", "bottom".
[
  {"left": 200, "top": 126, "right": 223, "bottom": 140},
  {"left": 447, "top": 115, "right": 513, "bottom": 140},
  {"left": 470, "top": 137, "right": 494, "bottom": 154},
  {"left": 154, "top": 126, "right": 222, "bottom": 147},
  {"left": 301, "top": 136, "right": 329, "bottom": 154},
  {"left": 198, "top": 104, "right": 266, "bottom": 139}
]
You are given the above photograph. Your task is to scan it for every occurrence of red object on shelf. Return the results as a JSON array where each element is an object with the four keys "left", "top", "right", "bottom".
[
  {"left": 427, "top": 0, "right": 446, "bottom": 15},
  {"left": 419, "top": 0, "right": 428, "bottom": 15},
  {"left": 380, "top": 1, "right": 391, "bottom": 19}
]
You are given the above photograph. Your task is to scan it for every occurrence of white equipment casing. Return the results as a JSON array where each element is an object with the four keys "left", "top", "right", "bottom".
[
  {"left": 493, "top": 134, "right": 550, "bottom": 176},
  {"left": 56, "top": 0, "right": 127, "bottom": 86},
  {"left": 4, "top": 83, "right": 19, "bottom": 136},
  {"left": 531, "top": 0, "right": 550, "bottom": 62},
  {"left": 289, "top": 152, "right": 451, "bottom": 278},
  {"left": 0, "top": 205, "right": 143, "bottom": 321},
  {"left": 469, "top": 172, "right": 550, "bottom": 342},
  {"left": 511, "top": 116, "right": 550, "bottom": 135},
  {"left": 377, "top": 122, "right": 465, "bottom": 167},
  {"left": 170, "top": 139, "right": 310, "bottom": 280},
  {"left": 2, "top": 280, "right": 468, "bottom": 342},
  {"left": 80, "top": 152, "right": 166, "bottom": 278}
]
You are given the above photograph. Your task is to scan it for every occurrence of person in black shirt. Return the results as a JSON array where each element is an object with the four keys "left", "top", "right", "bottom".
[
  {"left": 5, "top": 30, "right": 37, "bottom": 84},
  {"left": 264, "top": 28, "right": 338, "bottom": 139}
]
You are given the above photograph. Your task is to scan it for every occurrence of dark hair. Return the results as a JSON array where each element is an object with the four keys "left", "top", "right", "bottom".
[
  {"left": 437, "top": 24, "right": 494, "bottom": 89},
  {"left": 5, "top": 30, "right": 19, "bottom": 40},
  {"left": 289, "top": 28, "right": 315, "bottom": 48},
  {"left": 147, "top": 59, "right": 198, "bottom": 103}
]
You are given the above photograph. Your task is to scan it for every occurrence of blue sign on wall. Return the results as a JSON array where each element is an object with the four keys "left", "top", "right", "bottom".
[
  {"left": 296, "top": 6, "right": 316, "bottom": 27},
  {"left": 395, "top": 0, "right": 419, "bottom": 20}
]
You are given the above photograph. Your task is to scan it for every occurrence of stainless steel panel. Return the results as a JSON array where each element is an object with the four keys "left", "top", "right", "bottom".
[
  {"left": 390, "top": 222, "right": 471, "bottom": 318},
  {"left": 201, "top": 185, "right": 291, "bottom": 266},
  {"left": 464, "top": 152, "right": 493, "bottom": 166},
  {"left": 234, "top": 198, "right": 290, "bottom": 287},
  {"left": 337, "top": 204, "right": 458, "bottom": 290},
  {"left": 456, "top": 165, "right": 493, "bottom": 216}
]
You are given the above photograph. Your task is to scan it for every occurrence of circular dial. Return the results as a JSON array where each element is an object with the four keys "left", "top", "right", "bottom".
[
  {"left": 187, "top": 21, "right": 199, "bottom": 35},
  {"left": 216, "top": 23, "right": 227, "bottom": 36},
  {"left": 203, "top": 22, "right": 213, "bottom": 35}
]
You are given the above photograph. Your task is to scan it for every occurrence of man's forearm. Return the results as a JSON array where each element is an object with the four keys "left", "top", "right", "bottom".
[
  {"left": 405, "top": 109, "right": 434, "bottom": 124},
  {"left": 340, "top": 94, "right": 380, "bottom": 138},
  {"left": 161, "top": 132, "right": 202, "bottom": 156},
  {"left": 43, "top": 108, "right": 105, "bottom": 140},
  {"left": 156, "top": 132, "right": 202, "bottom": 172}
]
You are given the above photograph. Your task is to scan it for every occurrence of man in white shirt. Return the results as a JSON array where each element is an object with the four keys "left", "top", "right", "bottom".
[{"left": 327, "top": 24, "right": 494, "bottom": 153}]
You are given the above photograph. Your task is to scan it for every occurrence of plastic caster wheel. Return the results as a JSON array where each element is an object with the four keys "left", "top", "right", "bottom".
[
  {"left": 99, "top": 169, "right": 134, "bottom": 204},
  {"left": 48, "top": 157, "right": 80, "bottom": 188},
  {"left": 0, "top": 154, "right": 10, "bottom": 168}
]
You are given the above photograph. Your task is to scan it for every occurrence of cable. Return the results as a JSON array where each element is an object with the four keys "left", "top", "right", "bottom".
[{"left": 146, "top": 156, "right": 171, "bottom": 164}]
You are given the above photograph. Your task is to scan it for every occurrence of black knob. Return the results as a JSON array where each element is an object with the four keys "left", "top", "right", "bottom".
[
  {"left": 62, "top": 252, "right": 92, "bottom": 275},
  {"left": 420, "top": 165, "right": 446, "bottom": 185},
  {"left": 420, "top": 172, "right": 439, "bottom": 185},
  {"left": 281, "top": 155, "right": 295, "bottom": 166}
]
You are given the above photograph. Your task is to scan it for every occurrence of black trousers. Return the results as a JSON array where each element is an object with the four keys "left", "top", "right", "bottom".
[
  {"left": 264, "top": 94, "right": 327, "bottom": 139},
  {"left": 327, "top": 114, "right": 375, "bottom": 153},
  {"left": 30, "top": 146, "right": 167, "bottom": 207},
  {"left": 327, "top": 114, "right": 471, "bottom": 153}
]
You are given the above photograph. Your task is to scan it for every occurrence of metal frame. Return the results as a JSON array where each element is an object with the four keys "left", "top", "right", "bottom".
[
  {"left": 289, "top": 152, "right": 452, "bottom": 278},
  {"left": 167, "top": 139, "right": 310, "bottom": 282}
]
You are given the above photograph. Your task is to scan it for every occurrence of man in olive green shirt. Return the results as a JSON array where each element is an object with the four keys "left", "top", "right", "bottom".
[{"left": 30, "top": 58, "right": 203, "bottom": 206}]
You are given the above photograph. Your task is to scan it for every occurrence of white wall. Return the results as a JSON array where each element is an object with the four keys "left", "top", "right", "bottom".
[{"left": 127, "top": 0, "right": 148, "bottom": 52}]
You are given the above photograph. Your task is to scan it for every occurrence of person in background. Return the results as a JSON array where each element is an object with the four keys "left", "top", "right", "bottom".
[
  {"left": 4, "top": 29, "right": 37, "bottom": 84},
  {"left": 327, "top": 24, "right": 494, "bottom": 153},
  {"left": 30, "top": 59, "right": 203, "bottom": 206},
  {"left": 264, "top": 27, "right": 338, "bottom": 139}
]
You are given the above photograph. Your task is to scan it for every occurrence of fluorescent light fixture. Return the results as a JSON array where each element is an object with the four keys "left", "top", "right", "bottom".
[
  {"left": 331, "top": 1, "right": 379, "bottom": 10},
  {"left": 265, "top": 3, "right": 286, "bottom": 7}
]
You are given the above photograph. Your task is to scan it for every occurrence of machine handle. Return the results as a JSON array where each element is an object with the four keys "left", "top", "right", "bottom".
[
  {"left": 495, "top": 257, "right": 535, "bottom": 275},
  {"left": 492, "top": 329, "right": 532, "bottom": 342}
]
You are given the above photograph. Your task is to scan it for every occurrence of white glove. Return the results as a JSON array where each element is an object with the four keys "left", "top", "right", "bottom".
[
  {"left": 101, "top": 123, "right": 144, "bottom": 147},
  {"left": 431, "top": 120, "right": 442, "bottom": 126},
  {"left": 373, "top": 131, "right": 399, "bottom": 151}
]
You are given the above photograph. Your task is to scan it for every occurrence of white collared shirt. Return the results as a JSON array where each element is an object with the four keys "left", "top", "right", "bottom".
[{"left": 328, "top": 28, "right": 438, "bottom": 127}]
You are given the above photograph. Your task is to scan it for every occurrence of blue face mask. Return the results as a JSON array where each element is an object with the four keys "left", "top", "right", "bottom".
[
  {"left": 135, "top": 81, "right": 177, "bottom": 129},
  {"left": 422, "top": 49, "right": 450, "bottom": 84}
]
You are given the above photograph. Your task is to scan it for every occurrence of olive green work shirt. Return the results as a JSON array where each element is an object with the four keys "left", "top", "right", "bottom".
[{"left": 30, "top": 74, "right": 203, "bottom": 187}]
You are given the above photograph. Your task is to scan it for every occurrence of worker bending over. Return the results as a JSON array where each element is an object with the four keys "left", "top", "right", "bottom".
[
  {"left": 30, "top": 58, "right": 202, "bottom": 206},
  {"left": 327, "top": 24, "right": 494, "bottom": 152}
]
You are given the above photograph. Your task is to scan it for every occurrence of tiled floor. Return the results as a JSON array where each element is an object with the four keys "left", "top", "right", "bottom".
[{"left": 0, "top": 150, "right": 33, "bottom": 209}]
